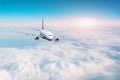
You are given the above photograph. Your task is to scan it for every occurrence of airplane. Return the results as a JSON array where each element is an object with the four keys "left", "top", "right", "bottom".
[{"left": 14, "top": 17, "right": 60, "bottom": 41}]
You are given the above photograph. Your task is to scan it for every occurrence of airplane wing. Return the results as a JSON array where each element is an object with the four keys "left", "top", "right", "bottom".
[{"left": 12, "top": 31, "right": 39, "bottom": 37}]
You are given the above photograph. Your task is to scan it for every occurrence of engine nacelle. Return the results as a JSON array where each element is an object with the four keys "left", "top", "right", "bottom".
[
  {"left": 54, "top": 37, "right": 59, "bottom": 41},
  {"left": 34, "top": 37, "right": 39, "bottom": 40}
]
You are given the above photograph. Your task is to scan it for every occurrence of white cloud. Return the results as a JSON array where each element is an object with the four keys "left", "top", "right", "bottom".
[
  {"left": 0, "top": 16, "right": 120, "bottom": 80},
  {"left": 0, "top": 70, "right": 12, "bottom": 80},
  {"left": 0, "top": 40, "right": 119, "bottom": 80}
]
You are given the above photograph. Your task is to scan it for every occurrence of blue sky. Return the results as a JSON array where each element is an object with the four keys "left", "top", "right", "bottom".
[{"left": 0, "top": 0, "right": 120, "bottom": 18}]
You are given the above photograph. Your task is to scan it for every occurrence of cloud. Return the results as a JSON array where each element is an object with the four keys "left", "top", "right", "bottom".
[
  {"left": 0, "top": 70, "right": 12, "bottom": 80},
  {"left": 0, "top": 39, "right": 119, "bottom": 80},
  {"left": 0, "top": 15, "right": 120, "bottom": 80},
  {"left": 0, "top": 16, "right": 120, "bottom": 29}
]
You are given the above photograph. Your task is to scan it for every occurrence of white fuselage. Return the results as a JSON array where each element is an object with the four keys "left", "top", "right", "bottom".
[{"left": 40, "top": 29, "right": 54, "bottom": 41}]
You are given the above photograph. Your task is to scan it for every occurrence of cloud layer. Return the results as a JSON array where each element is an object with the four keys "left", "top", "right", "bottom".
[
  {"left": 0, "top": 16, "right": 120, "bottom": 29},
  {"left": 0, "top": 17, "right": 120, "bottom": 80},
  {"left": 0, "top": 34, "right": 120, "bottom": 80}
]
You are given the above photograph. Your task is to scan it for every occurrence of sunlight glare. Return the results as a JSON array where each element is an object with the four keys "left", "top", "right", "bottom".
[{"left": 77, "top": 18, "right": 98, "bottom": 28}]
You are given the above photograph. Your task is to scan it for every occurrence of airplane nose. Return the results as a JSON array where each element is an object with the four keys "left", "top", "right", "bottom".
[{"left": 49, "top": 36, "right": 54, "bottom": 39}]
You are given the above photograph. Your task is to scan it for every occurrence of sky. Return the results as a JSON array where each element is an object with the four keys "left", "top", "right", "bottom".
[
  {"left": 0, "top": 0, "right": 119, "bottom": 28},
  {"left": 0, "top": 0, "right": 120, "bottom": 18}
]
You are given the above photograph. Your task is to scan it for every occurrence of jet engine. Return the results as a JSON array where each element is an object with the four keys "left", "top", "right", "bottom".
[
  {"left": 34, "top": 37, "right": 39, "bottom": 40},
  {"left": 54, "top": 37, "right": 59, "bottom": 41}
]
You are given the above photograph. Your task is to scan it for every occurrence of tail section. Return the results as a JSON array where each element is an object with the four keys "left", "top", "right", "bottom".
[{"left": 42, "top": 17, "right": 44, "bottom": 29}]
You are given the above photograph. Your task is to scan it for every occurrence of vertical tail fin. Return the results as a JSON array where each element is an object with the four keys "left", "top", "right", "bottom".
[{"left": 42, "top": 17, "right": 44, "bottom": 29}]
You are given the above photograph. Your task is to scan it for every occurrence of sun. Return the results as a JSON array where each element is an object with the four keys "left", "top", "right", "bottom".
[
  {"left": 77, "top": 18, "right": 98, "bottom": 28},
  {"left": 82, "top": 20, "right": 93, "bottom": 27}
]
